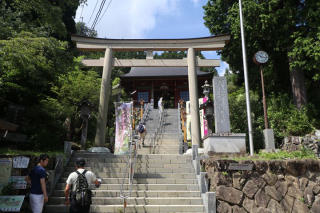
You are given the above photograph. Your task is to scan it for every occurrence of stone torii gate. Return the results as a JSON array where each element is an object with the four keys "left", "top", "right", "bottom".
[{"left": 71, "top": 35, "right": 230, "bottom": 157}]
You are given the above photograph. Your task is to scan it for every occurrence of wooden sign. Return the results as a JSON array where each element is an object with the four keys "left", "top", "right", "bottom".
[{"left": 228, "top": 163, "right": 253, "bottom": 171}]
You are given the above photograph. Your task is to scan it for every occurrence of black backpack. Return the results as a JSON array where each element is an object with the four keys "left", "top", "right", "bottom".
[
  {"left": 73, "top": 170, "right": 92, "bottom": 206},
  {"left": 138, "top": 124, "right": 145, "bottom": 133}
]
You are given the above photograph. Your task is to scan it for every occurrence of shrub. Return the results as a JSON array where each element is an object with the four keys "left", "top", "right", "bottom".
[{"left": 268, "top": 93, "right": 314, "bottom": 144}]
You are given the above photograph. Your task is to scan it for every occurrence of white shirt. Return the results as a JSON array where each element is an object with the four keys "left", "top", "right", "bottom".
[{"left": 66, "top": 168, "right": 97, "bottom": 191}]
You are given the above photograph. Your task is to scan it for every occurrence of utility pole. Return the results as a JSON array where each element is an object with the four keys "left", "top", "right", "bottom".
[{"left": 239, "top": 0, "right": 254, "bottom": 156}]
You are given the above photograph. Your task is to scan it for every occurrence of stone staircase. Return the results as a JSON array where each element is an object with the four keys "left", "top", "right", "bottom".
[
  {"left": 45, "top": 152, "right": 204, "bottom": 213},
  {"left": 139, "top": 109, "right": 180, "bottom": 155},
  {"left": 45, "top": 108, "right": 205, "bottom": 213}
]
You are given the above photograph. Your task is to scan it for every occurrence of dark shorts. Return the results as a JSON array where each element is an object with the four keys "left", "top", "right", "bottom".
[{"left": 70, "top": 199, "right": 90, "bottom": 213}]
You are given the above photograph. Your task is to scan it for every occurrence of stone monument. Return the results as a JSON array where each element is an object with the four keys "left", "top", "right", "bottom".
[{"left": 203, "top": 76, "right": 246, "bottom": 155}]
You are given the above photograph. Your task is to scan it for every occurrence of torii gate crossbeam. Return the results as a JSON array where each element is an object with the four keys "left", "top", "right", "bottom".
[{"left": 71, "top": 35, "right": 230, "bottom": 159}]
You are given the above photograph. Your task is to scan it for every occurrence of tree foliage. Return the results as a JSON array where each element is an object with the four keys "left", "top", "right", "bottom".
[
  {"left": 0, "top": 0, "right": 84, "bottom": 40},
  {"left": 203, "top": 0, "right": 320, "bottom": 98},
  {"left": 76, "top": 22, "right": 97, "bottom": 37},
  {"left": 0, "top": 0, "right": 86, "bottom": 150},
  {"left": 0, "top": 32, "right": 71, "bottom": 105},
  {"left": 204, "top": 0, "right": 320, "bottom": 142}
]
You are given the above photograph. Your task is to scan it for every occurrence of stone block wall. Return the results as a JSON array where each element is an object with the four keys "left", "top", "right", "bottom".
[
  {"left": 203, "top": 159, "right": 320, "bottom": 212},
  {"left": 282, "top": 135, "right": 320, "bottom": 155}
]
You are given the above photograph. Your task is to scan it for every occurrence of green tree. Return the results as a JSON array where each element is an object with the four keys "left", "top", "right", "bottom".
[
  {"left": 1, "top": 0, "right": 85, "bottom": 40},
  {"left": 76, "top": 22, "right": 97, "bottom": 37},
  {"left": 42, "top": 57, "right": 101, "bottom": 143},
  {"left": 203, "top": 0, "right": 320, "bottom": 110},
  {"left": 0, "top": 32, "right": 71, "bottom": 105}
]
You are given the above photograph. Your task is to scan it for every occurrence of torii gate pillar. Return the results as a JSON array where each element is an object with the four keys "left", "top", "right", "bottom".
[
  {"left": 95, "top": 48, "right": 112, "bottom": 147},
  {"left": 187, "top": 48, "right": 201, "bottom": 159}
]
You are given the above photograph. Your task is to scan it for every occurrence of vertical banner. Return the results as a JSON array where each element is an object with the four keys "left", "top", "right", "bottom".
[
  {"left": 114, "top": 102, "right": 133, "bottom": 155},
  {"left": 186, "top": 101, "right": 191, "bottom": 141},
  {"left": 186, "top": 99, "right": 209, "bottom": 140},
  {"left": 199, "top": 98, "right": 204, "bottom": 139},
  {"left": 203, "top": 97, "right": 208, "bottom": 137}
]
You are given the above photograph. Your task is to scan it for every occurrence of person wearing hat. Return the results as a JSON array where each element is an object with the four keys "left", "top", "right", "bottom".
[{"left": 64, "top": 158, "right": 101, "bottom": 213}]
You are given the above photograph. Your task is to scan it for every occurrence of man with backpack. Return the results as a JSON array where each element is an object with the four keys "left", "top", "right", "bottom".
[{"left": 64, "top": 158, "right": 101, "bottom": 213}]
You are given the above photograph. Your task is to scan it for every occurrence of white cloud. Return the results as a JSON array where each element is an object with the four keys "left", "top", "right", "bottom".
[
  {"left": 76, "top": 0, "right": 180, "bottom": 38},
  {"left": 191, "top": 0, "right": 201, "bottom": 5},
  {"left": 216, "top": 61, "right": 229, "bottom": 76}
]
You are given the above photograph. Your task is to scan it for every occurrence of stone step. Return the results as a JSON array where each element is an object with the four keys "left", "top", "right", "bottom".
[
  {"left": 72, "top": 153, "right": 191, "bottom": 160},
  {"left": 61, "top": 172, "right": 196, "bottom": 179},
  {"left": 45, "top": 204, "right": 205, "bottom": 213},
  {"left": 49, "top": 197, "right": 203, "bottom": 205},
  {"left": 52, "top": 190, "right": 201, "bottom": 198},
  {"left": 69, "top": 157, "right": 191, "bottom": 164},
  {"left": 64, "top": 167, "right": 193, "bottom": 173},
  {"left": 155, "top": 149, "right": 180, "bottom": 154},
  {"left": 154, "top": 145, "right": 180, "bottom": 149},
  {"left": 59, "top": 177, "right": 198, "bottom": 184},
  {"left": 138, "top": 149, "right": 180, "bottom": 155},
  {"left": 54, "top": 184, "right": 199, "bottom": 191},
  {"left": 66, "top": 162, "right": 193, "bottom": 169}
]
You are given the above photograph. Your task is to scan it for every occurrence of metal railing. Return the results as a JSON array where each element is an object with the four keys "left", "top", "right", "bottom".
[
  {"left": 151, "top": 106, "right": 165, "bottom": 154},
  {"left": 119, "top": 103, "right": 151, "bottom": 212},
  {"left": 119, "top": 131, "right": 138, "bottom": 213}
]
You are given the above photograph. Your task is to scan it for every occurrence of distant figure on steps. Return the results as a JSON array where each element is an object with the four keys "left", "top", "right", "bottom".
[
  {"left": 158, "top": 97, "right": 163, "bottom": 115},
  {"left": 137, "top": 122, "right": 146, "bottom": 147}
]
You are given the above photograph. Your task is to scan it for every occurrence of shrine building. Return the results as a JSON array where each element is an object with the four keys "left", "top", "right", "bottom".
[{"left": 120, "top": 67, "right": 213, "bottom": 108}]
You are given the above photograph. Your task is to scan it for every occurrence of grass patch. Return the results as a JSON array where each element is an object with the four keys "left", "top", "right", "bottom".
[
  {"left": 256, "top": 148, "right": 317, "bottom": 160},
  {"left": 227, "top": 148, "right": 317, "bottom": 161},
  {"left": 0, "top": 147, "right": 64, "bottom": 157}
]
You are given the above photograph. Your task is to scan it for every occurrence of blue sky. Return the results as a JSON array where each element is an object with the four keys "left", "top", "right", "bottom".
[{"left": 75, "top": 0, "right": 229, "bottom": 75}]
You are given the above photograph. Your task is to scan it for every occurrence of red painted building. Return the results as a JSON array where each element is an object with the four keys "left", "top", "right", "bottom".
[{"left": 120, "top": 67, "right": 212, "bottom": 108}]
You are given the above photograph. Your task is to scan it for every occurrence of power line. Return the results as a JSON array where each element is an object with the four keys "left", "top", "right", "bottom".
[
  {"left": 88, "top": 0, "right": 99, "bottom": 25},
  {"left": 96, "top": 0, "right": 113, "bottom": 26},
  {"left": 80, "top": 3, "right": 84, "bottom": 22},
  {"left": 91, "top": 0, "right": 107, "bottom": 30}
]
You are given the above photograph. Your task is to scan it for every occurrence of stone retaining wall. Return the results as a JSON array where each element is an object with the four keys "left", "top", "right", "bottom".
[
  {"left": 282, "top": 135, "right": 320, "bottom": 156},
  {"left": 203, "top": 159, "right": 320, "bottom": 213}
]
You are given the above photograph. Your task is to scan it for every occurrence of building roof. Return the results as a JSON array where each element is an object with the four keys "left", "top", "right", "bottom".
[{"left": 121, "top": 67, "right": 212, "bottom": 78}]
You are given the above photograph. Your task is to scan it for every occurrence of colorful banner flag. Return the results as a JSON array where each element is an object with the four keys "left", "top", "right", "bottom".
[
  {"left": 203, "top": 97, "right": 209, "bottom": 137},
  {"left": 186, "top": 98, "right": 209, "bottom": 141},
  {"left": 114, "top": 102, "right": 133, "bottom": 155}
]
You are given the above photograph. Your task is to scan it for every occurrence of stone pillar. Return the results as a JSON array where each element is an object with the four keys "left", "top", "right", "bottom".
[
  {"left": 213, "top": 76, "right": 231, "bottom": 133},
  {"left": 94, "top": 48, "right": 113, "bottom": 147},
  {"left": 187, "top": 48, "right": 201, "bottom": 157}
]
